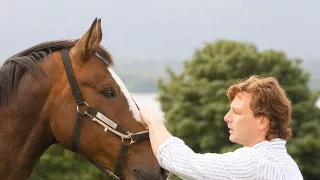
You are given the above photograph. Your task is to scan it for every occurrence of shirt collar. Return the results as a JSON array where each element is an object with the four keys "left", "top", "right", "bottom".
[{"left": 251, "top": 138, "right": 287, "bottom": 151}]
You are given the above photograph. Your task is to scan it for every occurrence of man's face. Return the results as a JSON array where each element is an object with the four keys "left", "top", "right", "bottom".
[{"left": 224, "top": 92, "right": 263, "bottom": 147}]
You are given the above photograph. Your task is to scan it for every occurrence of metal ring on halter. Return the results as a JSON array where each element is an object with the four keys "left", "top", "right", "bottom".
[
  {"left": 76, "top": 102, "right": 89, "bottom": 113},
  {"left": 121, "top": 133, "right": 135, "bottom": 145}
]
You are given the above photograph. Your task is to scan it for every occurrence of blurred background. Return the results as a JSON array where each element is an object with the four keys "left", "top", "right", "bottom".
[{"left": 1, "top": 0, "right": 319, "bottom": 179}]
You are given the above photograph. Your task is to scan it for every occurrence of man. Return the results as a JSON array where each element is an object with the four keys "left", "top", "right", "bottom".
[{"left": 140, "top": 75, "right": 303, "bottom": 180}]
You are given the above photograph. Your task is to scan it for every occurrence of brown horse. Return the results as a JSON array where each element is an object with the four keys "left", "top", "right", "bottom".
[{"left": 0, "top": 19, "right": 168, "bottom": 180}]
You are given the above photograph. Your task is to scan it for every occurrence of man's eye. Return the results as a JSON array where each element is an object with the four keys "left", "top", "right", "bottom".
[
  {"left": 233, "top": 109, "right": 240, "bottom": 114},
  {"left": 234, "top": 111, "right": 240, "bottom": 114},
  {"left": 101, "top": 88, "right": 116, "bottom": 99}
]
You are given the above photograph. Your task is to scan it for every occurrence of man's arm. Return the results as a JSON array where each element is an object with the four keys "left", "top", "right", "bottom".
[
  {"left": 147, "top": 116, "right": 172, "bottom": 156},
  {"left": 139, "top": 109, "right": 172, "bottom": 156},
  {"left": 157, "top": 136, "right": 261, "bottom": 180},
  {"left": 140, "top": 109, "right": 260, "bottom": 180}
]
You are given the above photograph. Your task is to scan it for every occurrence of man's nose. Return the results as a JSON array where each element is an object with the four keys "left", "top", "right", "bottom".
[{"left": 224, "top": 110, "right": 232, "bottom": 123}]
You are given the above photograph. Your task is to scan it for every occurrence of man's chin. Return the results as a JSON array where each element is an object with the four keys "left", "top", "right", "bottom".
[{"left": 229, "top": 135, "right": 236, "bottom": 143}]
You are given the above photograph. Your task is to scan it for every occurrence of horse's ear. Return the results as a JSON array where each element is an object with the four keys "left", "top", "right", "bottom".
[{"left": 70, "top": 18, "right": 102, "bottom": 63}]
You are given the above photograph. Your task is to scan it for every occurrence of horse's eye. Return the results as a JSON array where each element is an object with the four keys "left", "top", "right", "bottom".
[{"left": 101, "top": 88, "right": 116, "bottom": 99}]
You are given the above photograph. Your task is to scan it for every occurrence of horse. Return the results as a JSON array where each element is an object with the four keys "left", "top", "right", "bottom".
[{"left": 0, "top": 18, "right": 168, "bottom": 180}]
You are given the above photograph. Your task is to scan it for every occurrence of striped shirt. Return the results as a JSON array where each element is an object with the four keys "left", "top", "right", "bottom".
[{"left": 157, "top": 137, "right": 303, "bottom": 180}]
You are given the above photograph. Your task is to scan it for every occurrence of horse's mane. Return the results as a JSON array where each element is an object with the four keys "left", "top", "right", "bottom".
[{"left": 0, "top": 40, "right": 114, "bottom": 105}]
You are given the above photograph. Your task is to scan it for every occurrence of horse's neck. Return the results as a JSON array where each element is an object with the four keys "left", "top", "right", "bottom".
[{"left": 0, "top": 73, "right": 55, "bottom": 180}]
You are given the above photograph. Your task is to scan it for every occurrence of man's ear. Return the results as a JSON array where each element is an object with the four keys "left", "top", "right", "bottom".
[
  {"left": 70, "top": 18, "right": 102, "bottom": 64},
  {"left": 259, "top": 116, "right": 270, "bottom": 130}
]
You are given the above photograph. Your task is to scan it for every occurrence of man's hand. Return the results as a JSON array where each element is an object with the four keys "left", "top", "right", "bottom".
[
  {"left": 139, "top": 108, "right": 172, "bottom": 156},
  {"left": 139, "top": 108, "right": 164, "bottom": 127}
]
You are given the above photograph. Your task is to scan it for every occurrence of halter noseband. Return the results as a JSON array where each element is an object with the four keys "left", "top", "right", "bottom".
[{"left": 61, "top": 49, "right": 149, "bottom": 179}]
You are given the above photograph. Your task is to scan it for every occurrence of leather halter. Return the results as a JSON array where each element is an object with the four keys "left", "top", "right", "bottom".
[{"left": 61, "top": 49, "right": 150, "bottom": 179}]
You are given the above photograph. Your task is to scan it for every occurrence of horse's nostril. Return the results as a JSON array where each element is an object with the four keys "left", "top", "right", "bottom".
[
  {"left": 160, "top": 167, "right": 170, "bottom": 180},
  {"left": 160, "top": 167, "right": 166, "bottom": 175}
]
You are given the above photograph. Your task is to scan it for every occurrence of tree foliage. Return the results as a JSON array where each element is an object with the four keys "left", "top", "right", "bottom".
[
  {"left": 158, "top": 40, "right": 320, "bottom": 180},
  {"left": 29, "top": 144, "right": 111, "bottom": 180}
]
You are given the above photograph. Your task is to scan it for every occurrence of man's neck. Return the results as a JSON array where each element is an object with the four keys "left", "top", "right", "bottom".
[{"left": 243, "top": 136, "right": 267, "bottom": 147}]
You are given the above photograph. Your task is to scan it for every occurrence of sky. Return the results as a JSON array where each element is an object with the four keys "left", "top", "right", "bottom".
[{"left": 1, "top": 0, "right": 319, "bottom": 63}]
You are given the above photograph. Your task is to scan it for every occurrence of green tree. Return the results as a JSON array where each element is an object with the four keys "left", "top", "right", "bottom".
[
  {"left": 29, "top": 145, "right": 112, "bottom": 180},
  {"left": 158, "top": 40, "right": 320, "bottom": 180}
]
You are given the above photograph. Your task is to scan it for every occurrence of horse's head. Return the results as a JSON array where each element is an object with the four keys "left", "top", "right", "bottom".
[{"left": 46, "top": 19, "right": 167, "bottom": 180}]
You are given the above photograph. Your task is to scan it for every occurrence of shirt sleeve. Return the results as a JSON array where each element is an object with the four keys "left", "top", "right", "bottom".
[{"left": 157, "top": 136, "right": 260, "bottom": 180}]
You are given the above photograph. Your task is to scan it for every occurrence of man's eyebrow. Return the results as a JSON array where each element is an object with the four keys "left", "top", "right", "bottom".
[{"left": 230, "top": 104, "right": 241, "bottom": 110}]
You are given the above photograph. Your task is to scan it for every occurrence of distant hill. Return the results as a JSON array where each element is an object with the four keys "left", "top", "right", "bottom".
[
  {"left": 113, "top": 60, "right": 184, "bottom": 92},
  {"left": 115, "top": 59, "right": 320, "bottom": 93}
]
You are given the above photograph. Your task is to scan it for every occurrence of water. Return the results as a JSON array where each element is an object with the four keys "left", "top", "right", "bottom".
[
  {"left": 131, "top": 93, "right": 164, "bottom": 118},
  {"left": 317, "top": 98, "right": 320, "bottom": 108}
]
